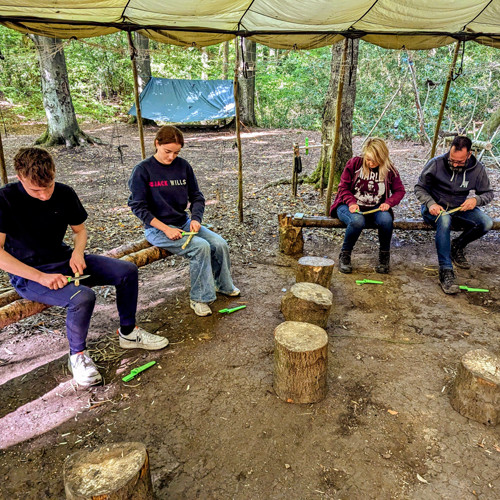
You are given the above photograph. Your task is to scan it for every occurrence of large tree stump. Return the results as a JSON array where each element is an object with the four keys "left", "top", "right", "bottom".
[
  {"left": 450, "top": 349, "right": 500, "bottom": 426},
  {"left": 273, "top": 321, "right": 328, "bottom": 403},
  {"left": 64, "top": 442, "right": 154, "bottom": 499},
  {"left": 278, "top": 213, "right": 303, "bottom": 255},
  {"left": 281, "top": 282, "right": 333, "bottom": 328},
  {"left": 296, "top": 256, "right": 335, "bottom": 288}
]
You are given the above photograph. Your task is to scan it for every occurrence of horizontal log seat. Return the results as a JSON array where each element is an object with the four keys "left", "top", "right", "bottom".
[
  {"left": 0, "top": 239, "right": 170, "bottom": 329},
  {"left": 278, "top": 212, "right": 500, "bottom": 256}
]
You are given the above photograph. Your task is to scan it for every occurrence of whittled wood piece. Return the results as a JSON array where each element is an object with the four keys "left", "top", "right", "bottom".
[
  {"left": 273, "top": 321, "right": 328, "bottom": 404},
  {"left": 450, "top": 349, "right": 500, "bottom": 426},
  {"left": 296, "top": 256, "right": 335, "bottom": 288},
  {"left": 281, "top": 282, "right": 333, "bottom": 328},
  {"left": 64, "top": 442, "right": 154, "bottom": 499}
]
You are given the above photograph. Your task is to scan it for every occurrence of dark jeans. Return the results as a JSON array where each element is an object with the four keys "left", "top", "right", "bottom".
[
  {"left": 336, "top": 204, "right": 394, "bottom": 252},
  {"left": 421, "top": 205, "right": 493, "bottom": 268},
  {"left": 10, "top": 254, "right": 138, "bottom": 354}
]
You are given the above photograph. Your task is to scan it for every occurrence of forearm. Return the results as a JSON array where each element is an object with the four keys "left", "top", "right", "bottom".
[
  {"left": 72, "top": 226, "right": 87, "bottom": 255},
  {"left": 414, "top": 184, "right": 436, "bottom": 208},
  {"left": 149, "top": 217, "right": 172, "bottom": 232},
  {"left": 0, "top": 248, "right": 43, "bottom": 282}
]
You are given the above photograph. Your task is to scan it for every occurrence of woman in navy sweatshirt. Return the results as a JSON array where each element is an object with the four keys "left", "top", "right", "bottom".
[
  {"left": 128, "top": 125, "right": 239, "bottom": 316},
  {"left": 329, "top": 138, "right": 406, "bottom": 274}
]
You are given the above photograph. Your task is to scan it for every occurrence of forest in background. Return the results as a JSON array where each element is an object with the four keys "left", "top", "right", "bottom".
[{"left": 0, "top": 27, "right": 499, "bottom": 143}]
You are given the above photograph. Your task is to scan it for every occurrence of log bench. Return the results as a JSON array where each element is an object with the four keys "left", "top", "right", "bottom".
[
  {"left": 279, "top": 212, "right": 500, "bottom": 255},
  {"left": 0, "top": 239, "right": 170, "bottom": 329}
]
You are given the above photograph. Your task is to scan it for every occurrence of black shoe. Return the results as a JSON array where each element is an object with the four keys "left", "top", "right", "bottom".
[
  {"left": 338, "top": 250, "right": 352, "bottom": 274},
  {"left": 451, "top": 240, "right": 470, "bottom": 269},
  {"left": 375, "top": 250, "right": 390, "bottom": 274},
  {"left": 439, "top": 267, "right": 460, "bottom": 294}
]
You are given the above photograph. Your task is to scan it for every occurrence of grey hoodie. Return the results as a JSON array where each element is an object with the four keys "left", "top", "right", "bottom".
[{"left": 414, "top": 152, "right": 494, "bottom": 210}]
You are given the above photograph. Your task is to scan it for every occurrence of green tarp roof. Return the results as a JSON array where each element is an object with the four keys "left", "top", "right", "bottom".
[{"left": 0, "top": 1, "right": 499, "bottom": 49}]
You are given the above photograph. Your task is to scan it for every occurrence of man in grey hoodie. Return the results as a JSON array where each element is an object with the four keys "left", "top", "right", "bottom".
[{"left": 414, "top": 136, "right": 493, "bottom": 294}]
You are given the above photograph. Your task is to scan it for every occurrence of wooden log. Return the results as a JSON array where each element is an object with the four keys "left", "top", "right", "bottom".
[
  {"left": 449, "top": 349, "right": 500, "bottom": 426},
  {"left": 121, "top": 245, "right": 171, "bottom": 267},
  {"left": 273, "top": 321, "right": 328, "bottom": 404},
  {"left": 278, "top": 213, "right": 303, "bottom": 256},
  {"left": 444, "top": 136, "right": 493, "bottom": 151},
  {"left": 0, "top": 245, "right": 173, "bottom": 329},
  {"left": 64, "top": 441, "right": 154, "bottom": 500},
  {"left": 296, "top": 256, "right": 335, "bottom": 288},
  {"left": 281, "top": 282, "right": 333, "bottom": 328},
  {"left": 103, "top": 238, "right": 152, "bottom": 259},
  {"left": 0, "top": 289, "right": 21, "bottom": 307}
]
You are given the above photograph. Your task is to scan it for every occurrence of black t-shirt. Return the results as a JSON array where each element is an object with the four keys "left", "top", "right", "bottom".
[{"left": 0, "top": 182, "right": 87, "bottom": 267}]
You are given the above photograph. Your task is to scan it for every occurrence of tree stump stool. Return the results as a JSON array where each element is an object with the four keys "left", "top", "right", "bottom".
[
  {"left": 296, "top": 256, "right": 335, "bottom": 288},
  {"left": 273, "top": 321, "right": 328, "bottom": 403},
  {"left": 281, "top": 282, "right": 333, "bottom": 328},
  {"left": 450, "top": 349, "right": 500, "bottom": 426},
  {"left": 64, "top": 442, "right": 154, "bottom": 499}
]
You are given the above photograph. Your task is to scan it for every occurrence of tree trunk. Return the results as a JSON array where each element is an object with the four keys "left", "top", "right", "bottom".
[
  {"left": 129, "top": 33, "right": 156, "bottom": 126},
  {"left": 201, "top": 47, "right": 209, "bottom": 80},
  {"left": 135, "top": 33, "right": 152, "bottom": 94},
  {"left": 484, "top": 108, "right": 500, "bottom": 138},
  {"left": 310, "top": 39, "right": 359, "bottom": 190},
  {"left": 238, "top": 38, "right": 257, "bottom": 126},
  {"left": 222, "top": 41, "right": 230, "bottom": 80},
  {"left": 31, "top": 35, "right": 95, "bottom": 147}
]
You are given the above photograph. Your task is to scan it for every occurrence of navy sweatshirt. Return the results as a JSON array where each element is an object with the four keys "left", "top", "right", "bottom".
[{"left": 128, "top": 155, "right": 205, "bottom": 228}]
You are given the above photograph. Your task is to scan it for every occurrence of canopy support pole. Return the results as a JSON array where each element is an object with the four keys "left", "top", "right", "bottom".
[
  {"left": 430, "top": 41, "right": 461, "bottom": 158},
  {"left": 325, "top": 38, "right": 349, "bottom": 216},
  {"left": 0, "top": 132, "right": 8, "bottom": 186},
  {"left": 127, "top": 32, "right": 146, "bottom": 160},
  {"left": 234, "top": 37, "right": 244, "bottom": 223}
]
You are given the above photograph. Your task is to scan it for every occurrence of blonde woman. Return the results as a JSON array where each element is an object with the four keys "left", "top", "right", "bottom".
[{"left": 329, "top": 138, "right": 406, "bottom": 274}]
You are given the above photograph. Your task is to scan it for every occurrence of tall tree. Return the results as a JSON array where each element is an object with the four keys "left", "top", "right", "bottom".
[
  {"left": 31, "top": 35, "right": 94, "bottom": 147},
  {"left": 222, "top": 41, "right": 229, "bottom": 80},
  {"left": 309, "top": 39, "right": 359, "bottom": 190},
  {"left": 238, "top": 38, "right": 257, "bottom": 126},
  {"left": 134, "top": 32, "right": 152, "bottom": 93}
]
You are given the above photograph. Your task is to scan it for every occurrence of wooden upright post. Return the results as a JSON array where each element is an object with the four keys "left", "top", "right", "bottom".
[
  {"left": 0, "top": 132, "right": 8, "bottom": 185},
  {"left": 325, "top": 38, "right": 349, "bottom": 216},
  {"left": 430, "top": 41, "right": 461, "bottom": 158},
  {"left": 127, "top": 31, "right": 146, "bottom": 160},
  {"left": 234, "top": 37, "right": 244, "bottom": 223}
]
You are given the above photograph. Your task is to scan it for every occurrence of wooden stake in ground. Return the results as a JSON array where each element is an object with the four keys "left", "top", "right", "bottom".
[
  {"left": 273, "top": 321, "right": 328, "bottom": 404},
  {"left": 281, "top": 282, "right": 333, "bottom": 328},
  {"left": 296, "top": 256, "right": 335, "bottom": 288},
  {"left": 449, "top": 349, "right": 500, "bottom": 426},
  {"left": 234, "top": 37, "right": 244, "bottom": 223},
  {"left": 64, "top": 441, "right": 154, "bottom": 499}
]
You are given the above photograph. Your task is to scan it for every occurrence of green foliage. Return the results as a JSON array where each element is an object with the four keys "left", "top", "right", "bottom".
[{"left": 0, "top": 25, "right": 498, "bottom": 143}]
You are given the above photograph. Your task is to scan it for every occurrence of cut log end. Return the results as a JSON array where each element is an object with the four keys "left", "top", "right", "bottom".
[
  {"left": 450, "top": 349, "right": 500, "bottom": 426},
  {"left": 64, "top": 441, "right": 154, "bottom": 499},
  {"left": 273, "top": 321, "right": 328, "bottom": 404},
  {"left": 296, "top": 256, "right": 335, "bottom": 288}
]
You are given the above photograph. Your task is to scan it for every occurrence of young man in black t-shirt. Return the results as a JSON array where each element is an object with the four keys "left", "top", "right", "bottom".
[{"left": 0, "top": 147, "right": 169, "bottom": 386}]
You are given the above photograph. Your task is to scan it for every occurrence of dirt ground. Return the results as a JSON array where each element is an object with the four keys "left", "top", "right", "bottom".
[{"left": 0, "top": 123, "right": 499, "bottom": 499}]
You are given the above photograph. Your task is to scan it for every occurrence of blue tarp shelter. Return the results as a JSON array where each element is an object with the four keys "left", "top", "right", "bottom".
[{"left": 129, "top": 78, "right": 235, "bottom": 123}]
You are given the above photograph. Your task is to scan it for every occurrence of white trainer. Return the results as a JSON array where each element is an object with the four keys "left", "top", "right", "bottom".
[
  {"left": 68, "top": 350, "right": 102, "bottom": 386},
  {"left": 118, "top": 326, "right": 169, "bottom": 350},
  {"left": 190, "top": 300, "right": 212, "bottom": 316},
  {"left": 217, "top": 287, "right": 241, "bottom": 297}
]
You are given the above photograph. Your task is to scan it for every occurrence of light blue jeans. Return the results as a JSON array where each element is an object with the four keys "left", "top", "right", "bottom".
[
  {"left": 145, "top": 220, "right": 236, "bottom": 303},
  {"left": 421, "top": 205, "right": 493, "bottom": 268}
]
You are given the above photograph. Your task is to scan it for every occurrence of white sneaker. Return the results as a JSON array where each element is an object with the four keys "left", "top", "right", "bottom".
[
  {"left": 68, "top": 350, "right": 102, "bottom": 386},
  {"left": 217, "top": 287, "right": 241, "bottom": 297},
  {"left": 118, "top": 326, "right": 169, "bottom": 350},
  {"left": 190, "top": 300, "right": 212, "bottom": 316}
]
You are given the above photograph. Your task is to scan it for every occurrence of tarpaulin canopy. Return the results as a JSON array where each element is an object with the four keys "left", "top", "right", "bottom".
[
  {"left": 129, "top": 78, "right": 235, "bottom": 123},
  {"left": 0, "top": 1, "right": 500, "bottom": 50}
]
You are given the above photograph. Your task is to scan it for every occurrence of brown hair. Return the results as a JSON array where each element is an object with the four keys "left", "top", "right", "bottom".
[
  {"left": 14, "top": 147, "right": 56, "bottom": 187},
  {"left": 154, "top": 125, "right": 184, "bottom": 149},
  {"left": 361, "top": 137, "right": 396, "bottom": 181}
]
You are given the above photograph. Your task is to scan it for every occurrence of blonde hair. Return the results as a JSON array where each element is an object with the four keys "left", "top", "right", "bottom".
[{"left": 361, "top": 138, "right": 396, "bottom": 180}]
